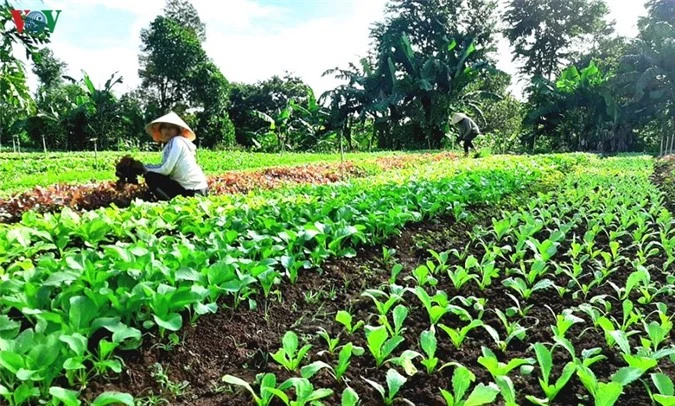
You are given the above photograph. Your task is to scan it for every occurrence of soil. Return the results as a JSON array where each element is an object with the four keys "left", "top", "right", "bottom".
[{"left": 83, "top": 178, "right": 675, "bottom": 406}]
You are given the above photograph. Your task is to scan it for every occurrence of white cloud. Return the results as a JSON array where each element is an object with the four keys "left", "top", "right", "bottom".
[
  {"left": 204, "top": 0, "right": 386, "bottom": 96},
  {"left": 14, "top": 0, "right": 647, "bottom": 101}
]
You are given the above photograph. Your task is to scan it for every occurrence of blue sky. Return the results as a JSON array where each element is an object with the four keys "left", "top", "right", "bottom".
[{"left": 10, "top": 0, "right": 647, "bottom": 98}]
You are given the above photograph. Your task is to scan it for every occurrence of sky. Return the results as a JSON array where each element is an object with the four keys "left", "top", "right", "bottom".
[{"left": 9, "top": 0, "right": 648, "bottom": 99}]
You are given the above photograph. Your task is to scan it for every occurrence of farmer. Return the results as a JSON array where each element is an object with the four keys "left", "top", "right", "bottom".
[
  {"left": 451, "top": 112, "right": 481, "bottom": 156},
  {"left": 139, "top": 111, "right": 209, "bottom": 201}
]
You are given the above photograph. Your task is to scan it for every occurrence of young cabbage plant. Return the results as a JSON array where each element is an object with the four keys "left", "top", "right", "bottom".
[
  {"left": 428, "top": 249, "right": 450, "bottom": 273},
  {"left": 334, "top": 343, "right": 365, "bottom": 381},
  {"left": 595, "top": 317, "right": 635, "bottom": 355},
  {"left": 447, "top": 257, "right": 480, "bottom": 290},
  {"left": 361, "top": 288, "right": 403, "bottom": 316},
  {"left": 414, "top": 287, "right": 453, "bottom": 325},
  {"left": 502, "top": 276, "right": 555, "bottom": 300},
  {"left": 379, "top": 305, "right": 409, "bottom": 337},
  {"left": 525, "top": 238, "right": 559, "bottom": 262},
  {"left": 483, "top": 309, "right": 529, "bottom": 351},
  {"left": 419, "top": 328, "right": 439, "bottom": 374},
  {"left": 222, "top": 373, "right": 279, "bottom": 406},
  {"left": 492, "top": 216, "right": 515, "bottom": 242},
  {"left": 265, "top": 377, "right": 334, "bottom": 406},
  {"left": 440, "top": 363, "right": 500, "bottom": 406},
  {"left": 477, "top": 347, "right": 535, "bottom": 379},
  {"left": 316, "top": 328, "right": 340, "bottom": 355},
  {"left": 550, "top": 309, "right": 585, "bottom": 340},
  {"left": 475, "top": 260, "right": 500, "bottom": 291},
  {"left": 405, "top": 264, "right": 438, "bottom": 287},
  {"left": 389, "top": 263, "right": 404, "bottom": 285},
  {"left": 640, "top": 314, "right": 673, "bottom": 353},
  {"left": 504, "top": 293, "right": 533, "bottom": 318},
  {"left": 389, "top": 328, "right": 443, "bottom": 375},
  {"left": 271, "top": 331, "right": 312, "bottom": 372},
  {"left": 525, "top": 343, "right": 576, "bottom": 405},
  {"left": 439, "top": 319, "right": 484, "bottom": 349},
  {"left": 364, "top": 325, "right": 404, "bottom": 367},
  {"left": 363, "top": 369, "right": 414, "bottom": 406},
  {"left": 575, "top": 363, "right": 625, "bottom": 406},
  {"left": 335, "top": 310, "right": 365, "bottom": 335}
]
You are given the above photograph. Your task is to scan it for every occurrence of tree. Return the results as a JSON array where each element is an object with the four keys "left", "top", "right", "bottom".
[
  {"left": 138, "top": 15, "right": 206, "bottom": 112},
  {"left": 0, "top": 0, "right": 51, "bottom": 112},
  {"left": 336, "top": 0, "right": 496, "bottom": 149},
  {"left": 505, "top": 0, "right": 610, "bottom": 80},
  {"left": 228, "top": 74, "right": 311, "bottom": 146},
  {"left": 189, "top": 61, "right": 235, "bottom": 148},
  {"left": 624, "top": 0, "right": 675, "bottom": 152},
  {"left": 163, "top": 0, "right": 206, "bottom": 41},
  {"left": 32, "top": 48, "right": 67, "bottom": 89}
]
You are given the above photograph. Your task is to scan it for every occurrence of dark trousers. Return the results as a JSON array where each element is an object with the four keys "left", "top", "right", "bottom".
[
  {"left": 462, "top": 130, "right": 480, "bottom": 153},
  {"left": 145, "top": 172, "right": 208, "bottom": 201}
]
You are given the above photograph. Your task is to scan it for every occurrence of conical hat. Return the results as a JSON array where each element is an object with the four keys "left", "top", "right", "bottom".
[
  {"left": 145, "top": 111, "right": 196, "bottom": 142},
  {"left": 451, "top": 113, "right": 469, "bottom": 124}
]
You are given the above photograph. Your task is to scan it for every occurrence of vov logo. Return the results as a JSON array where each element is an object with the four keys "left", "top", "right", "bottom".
[{"left": 10, "top": 9, "right": 62, "bottom": 33}]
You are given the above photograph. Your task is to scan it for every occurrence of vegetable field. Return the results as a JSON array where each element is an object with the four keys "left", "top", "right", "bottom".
[
  {"left": 1, "top": 153, "right": 674, "bottom": 406},
  {"left": 0, "top": 150, "right": 423, "bottom": 197}
]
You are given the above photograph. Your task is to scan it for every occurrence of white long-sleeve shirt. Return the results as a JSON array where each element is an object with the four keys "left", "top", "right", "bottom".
[{"left": 145, "top": 136, "right": 208, "bottom": 190}]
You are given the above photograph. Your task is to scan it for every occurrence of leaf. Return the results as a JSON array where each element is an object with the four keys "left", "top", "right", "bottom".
[
  {"left": 392, "top": 305, "right": 409, "bottom": 333},
  {"left": 595, "top": 382, "right": 623, "bottom": 406},
  {"left": 363, "top": 377, "right": 385, "bottom": 398},
  {"left": 533, "top": 343, "right": 552, "bottom": 384},
  {"left": 336, "top": 311, "right": 353, "bottom": 330},
  {"left": 365, "top": 325, "right": 387, "bottom": 357},
  {"left": 60, "top": 334, "right": 88, "bottom": 356},
  {"left": 624, "top": 268, "right": 649, "bottom": 298},
  {"left": 386, "top": 368, "right": 407, "bottom": 399},
  {"left": 341, "top": 387, "right": 360, "bottom": 406},
  {"left": 282, "top": 331, "right": 299, "bottom": 356},
  {"left": 91, "top": 392, "right": 134, "bottom": 406},
  {"left": 464, "top": 383, "right": 500, "bottom": 406},
  {"left": 153, "top": 313, "right": 182, "bottom": 332},
  {"left": 301, "top": 361, "right": 332, "bottom": 379},
  {"left": 222, "top": 375, "right": 259, "bottom": 401},
  {"left": 653, "top": 373, "right": 675, "bottom": 396},
  {"left": 420, "top": 328, "right": 437, "bottom": 358},
  {"left": 69, "top": 296, "right": 97, "bottom": 331},
  {"left": 307, "top": 388, "right": 334, "bottom": 402},
  {"left": 0, "top": 351, "right": 24, "bottom": 373},
  {"left": 49, "top": 387, "right": 81, "bottom": 406},
  {"left": 452, "top": 364, "right": 475, "bottom": 401},
  {"left": 654, "top": 395, "right": 675, "bottom": 406},
  {"left": 611, "top": 367, "right": 643, "bottom": 386}
]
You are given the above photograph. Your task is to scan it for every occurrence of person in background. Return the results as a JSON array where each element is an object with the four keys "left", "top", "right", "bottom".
[
  {"left": 139, "top": 111, "right": 209, "bottom": 200},
  {"left": 451, "top": 112, "right": 481, "bottom": 157}
]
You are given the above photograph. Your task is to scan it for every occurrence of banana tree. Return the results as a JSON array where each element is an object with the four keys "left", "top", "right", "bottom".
[
  {"left": 387, "top": 32, "right": 488, "bottom": 148},
  {"left": 620, "top": 32, "right": 675, "bottom": 155},
  {"left": 252, "top": 103, "right": 294, "bottom": 152},
  {"left": 63, "top": 70, "right": 123, "bottom": 150}
]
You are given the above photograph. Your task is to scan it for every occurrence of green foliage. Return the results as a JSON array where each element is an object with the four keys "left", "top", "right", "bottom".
[{"left": 505, "top": 0, "right": 610, "bottom": 79}]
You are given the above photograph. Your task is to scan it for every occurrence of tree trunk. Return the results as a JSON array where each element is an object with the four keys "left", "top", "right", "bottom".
[
  {"left": 42, "top": 134, "right": 47, "bottom": 155},
  {"left": 369, "top": 118, "right": 376, "bottom": 152},
  {"left": 345, "top": 116, "right": 353, "bottom": 151}
]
